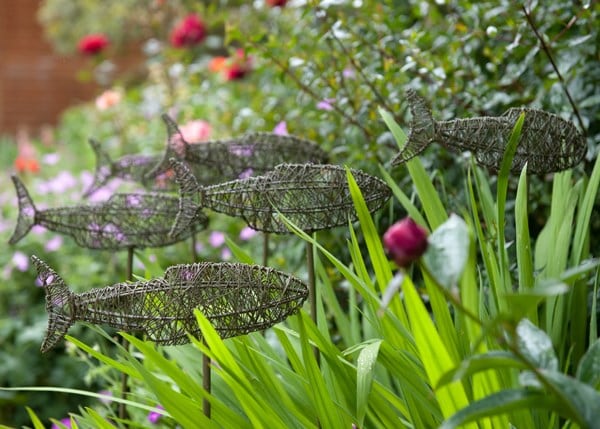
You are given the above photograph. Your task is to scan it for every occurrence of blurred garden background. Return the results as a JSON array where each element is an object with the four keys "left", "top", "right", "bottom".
[{"left": 1, "top": 0, "right": 600, "bottom": 428}]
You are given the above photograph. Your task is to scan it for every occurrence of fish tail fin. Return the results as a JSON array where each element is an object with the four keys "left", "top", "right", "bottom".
[
  {"left": 168, "top": 158, "right": 202, "bottom": 237},
  {"left": 83, "top": 138, "right": 112, "bottom": 197},
  {"left": 391, "top": 89, "right": 436, "bottom": 165},
  {"left": 145, "top": 114, "right": 190, "bottom": 183},
  {"left": 9, "top": 175, "right": 37, "bottom": 244},
  {"left": 31, "top": 256, "right": 74, "bottom": 353}
]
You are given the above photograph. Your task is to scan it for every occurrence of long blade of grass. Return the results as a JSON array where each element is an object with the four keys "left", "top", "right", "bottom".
[
  {"left": 401, "top": 274, "right": 476, "bottom": 425},
  {"left": 405, "top": 158, "right": 448, "bottom": 229},
  {"left": 515, "top": 165, "right": 534, "bottom": 293},
  {"left": 495, "top": 112, "right": 525, "bottom": 311},
  {"left": 25, "top": 407, "right": 46, "bottom": 429},
  {"left": 356, "top": 340, "right": 382, "bottom": 426}
]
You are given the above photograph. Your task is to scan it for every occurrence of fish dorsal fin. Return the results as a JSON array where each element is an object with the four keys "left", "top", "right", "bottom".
[
  {"left": 391, "top": 89, "right": 436, "bottom": 165},
  {"left": 9, "top": 175, "right": 37, "bottom": 245},
  {"left": 144, "top": 114, "right": 190, "bottom": 183},
  {"left": 83, "top": 138, "right": 113, "bottom": 197}
]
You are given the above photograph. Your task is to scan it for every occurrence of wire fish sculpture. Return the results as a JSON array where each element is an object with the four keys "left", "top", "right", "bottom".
[
  {"left": 145, "top": 114, "right": 330, "bottom": 185},
  {"left": 32, "top": 255, "right": 308, "bottom": 352},
  {"left": 169, "top": 159, "right": 392, "bottom": 235},
  {"left": 392, "top": 89, "right": 587, "bottom": 174},
  {"left": 83, "top": 138, "right": 172, "bottom": 197},
  {"left": 8, "top": 175, "right": 207, "bottom": 249}
]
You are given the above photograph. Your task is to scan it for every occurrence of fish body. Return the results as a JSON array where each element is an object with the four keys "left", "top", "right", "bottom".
[
  {"left": 84, "top": 139, "right": 172, "bottom": 197},
  {"left": 32, "top": 256, "right": 308, "bottom": 352},
  {"left": 170, "top": 160, "right": 392, "bottom": 234},
  {"left": 9, "top": 175, "right": 206, "bottom": 249},
  {"left": 145, "top": 114, "right": 329, "bottom": 185},
  {"left": 392, "top": 89, "right": 587, "bottom": 174}
]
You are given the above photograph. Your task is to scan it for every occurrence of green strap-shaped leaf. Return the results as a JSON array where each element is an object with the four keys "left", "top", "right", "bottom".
[
  {"left": 356, "top": 340, "right": 382, "bottom": 426},
  {"left": 436, "top": 351, "right": 525, "bottom": 389},
  {"left": 439, "top": 389, "right": 558, "bottom": 429}
]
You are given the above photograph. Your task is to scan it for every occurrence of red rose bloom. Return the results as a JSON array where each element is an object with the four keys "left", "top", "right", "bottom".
[
  {"left": 170, "top": 14, "right": 206, "bottom": 48},
  {"left": 266, "top": 0, "right": 287, "bottom": 6},
  {"left": 78, "top": 33, "right": 109, "bottom": 55},
  {"left": 383, "top": 217, "right": 428, "bottom": 268},
  {"left": 223, "top": 49, "right": 252, "bottom": 81}
]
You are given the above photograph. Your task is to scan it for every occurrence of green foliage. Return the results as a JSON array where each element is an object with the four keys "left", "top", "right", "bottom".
[{"left": 3, "top": 1, "right": 600, "bottom": 427}]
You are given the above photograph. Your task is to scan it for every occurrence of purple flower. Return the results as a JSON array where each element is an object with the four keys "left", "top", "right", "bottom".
[
  {"left": 12, "top": 251, "right": 29, "bottom": 272},
  {"left": 125, "top": 195, "right": 142, "bottom": 207},
  {"left": 229, "top": 146, "right": 254, "bottom": 157},
  {"left": 209, "top": 231, "right": 226, "bottom": 247},
  {"left": 98, "top": 389, "right": 113, "bottom": 405},
  {"left": 51, "top": 417, "right": 72, "bottom": 429},
  {"left": 79, "top": 171, "right": 94, "bottom": 190},
  {"left": 342, "top": 67, "right": 355, "bottom": 78},
  {"left": 43, "top": 153, "right": 60, "bottom": 165},
  {"left": 317, "top": 98, "right": 335, "bottom": 111},
  {"left": 88, "top": 187, "right": 112, "bottom": 203},
  {"left": 221, "top": 248, "right": 232, "bottom": 260},
  {"left": 238, "top": 168, "right": 253, "bottom": 179},
  {"left": 37, "top": 171, "right": 77, "bottom": 194},
  {"left": 273, "top": 121, "right": 288, "bottom": 136},
  {"left": 148, "top": 404, "right": 165, "bottom": 424},
  {"left": 44, "top": 235, "right": 63, "bottom": 252},
  {"left": 103, "top": 223, "right": 126, "bottom": 242},
  {"left": 32, "top": 225, "right": 46, "bottom": 235},
  {"left": 239, "top": 226, "right": 257, "bottom": 240},
  {"left": 383, "top": 217, "right": 428, "bottom": 268}
]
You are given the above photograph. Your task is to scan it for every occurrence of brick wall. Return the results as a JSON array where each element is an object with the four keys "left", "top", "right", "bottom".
[{"left": 0, "top": 0, "right": 143, "bottom": 136}]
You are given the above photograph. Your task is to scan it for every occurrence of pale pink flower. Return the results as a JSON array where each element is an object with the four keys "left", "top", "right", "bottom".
[
  {"left": 95, "top": 89, "right": 122, "bottom": 111},
  {"left": 45, "top": 235, "right": 63, "bottom": 252},
  {"left": 221, "top": 248, "right": 232, "bottom": 260},
  {"left": 273, "top": 121, "right": 288, "bottom": 135},
  {"left": 209, "top": 231, "right": 226, "bottom": 247},
  {"left": 317, "top": 98, "right": 335, "bottom": 111},
  {"left": 12, "top": 251, "right": 29, "bottom": 272},
  {"left": 179, "top": 120, "right": 212, "bottom": 143},
  {"left": 239, "top": 226, "right": 257, "bottom": 240}
]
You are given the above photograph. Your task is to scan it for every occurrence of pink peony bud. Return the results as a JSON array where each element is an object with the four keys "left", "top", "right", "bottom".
[{"left": 383, "top": 217, "right": 428, "bottom": 268}]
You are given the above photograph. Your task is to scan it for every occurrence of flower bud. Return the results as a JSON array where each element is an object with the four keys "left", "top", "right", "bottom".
[{"left": 383, "top": 217, "right": 428, "bottom": 268}]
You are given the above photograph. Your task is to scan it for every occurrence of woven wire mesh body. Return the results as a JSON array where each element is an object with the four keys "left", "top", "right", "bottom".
[
  {"left": 173, "top": 162, "right": 392, "bottom": 234},
  {"left": 9, "top": 175, "right": 206, "bottom": 249},
  {"left": 84, "top": 139, "right": 175, "bottom": 197},
  {"left": 436, "top": 108, "right": 587, "bottom": 174},
  {"left": 145, "top": 114, "right": 329, "bottom": 186},
  {"left": 32, "top": 256, "right": 308, "bottom": 352},
  {"left": 392, "top": 89, "right": 586, "bottom": 174}
]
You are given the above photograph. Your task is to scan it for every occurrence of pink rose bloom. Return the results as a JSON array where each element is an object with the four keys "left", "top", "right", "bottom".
[
  {"left": 95, "top": 89, "right": 122, "bottom": 111},
  {"left": 179, "top": 120, "right": 212, "bottom": 142},
  {"left": 383, "top": 217, "right": 428, "bottom": 268}
]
